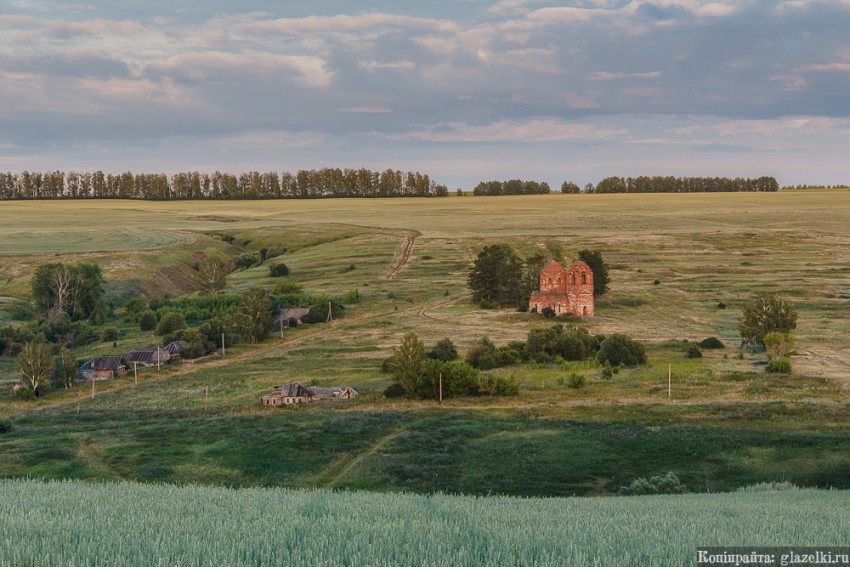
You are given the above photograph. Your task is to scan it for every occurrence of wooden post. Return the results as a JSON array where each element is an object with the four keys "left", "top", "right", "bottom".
[
  {"left": 221, "top": 333, "right": 225, "bottom": 357},
  {"left": 205, "top": 386, "right": 209, "bottom": 411},
  {"left": 668, "top": 363, "right": 672, "bottom": 399},
  {"left": 439, "top": 371, "right": 443, "bottom": 404},
  {"left": 133, "top": 362, "right": 138, "bottom": 385},
  {"left": 157, "top": 346, "right": 161, "bottom": 371},
  {"left": 280, "top": 311, "right": 284, "bottom": 338},
  {"left": 327, "top": 301, "right": 333, "bottom": 323},
  {"left": 77, "top": 390, "right": 81, "bottom": 414},
  {"left": 91, "top": 377, "right": 95, "bottom": 400}
]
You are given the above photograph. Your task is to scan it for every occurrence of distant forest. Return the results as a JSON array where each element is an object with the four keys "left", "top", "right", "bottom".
[
  {"left": 0, "top": 169, "right": 448, "bottom": 200},
  {"left": 473, "top": 176, "right": 779, "bottom": 196}
]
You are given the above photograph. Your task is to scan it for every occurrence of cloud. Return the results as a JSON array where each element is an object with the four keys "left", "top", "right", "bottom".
[{"left": 388, "top": 119, "right": 627, "bottom": 143}]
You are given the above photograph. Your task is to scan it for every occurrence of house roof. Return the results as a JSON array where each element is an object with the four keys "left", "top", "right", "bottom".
[
  {"left": 125, "top": 349, "right": 170, "bottom": 364},
  {"left": 81, "top": 356, "right": 127, "bottom": 372},
  {"left": 164, "top": 340, "right": 189, "bottom": 355},
  {"left": 276, "top": 383, "right": 315, "bottom": 398}
]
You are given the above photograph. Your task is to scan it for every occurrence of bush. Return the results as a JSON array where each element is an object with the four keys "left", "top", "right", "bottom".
[
  {"left": 699, "top": 337, "right": 725, "bottom": 349},
  {"left": 596, "top": 334, "right": 647, "bottom": 367},
  {"left": 12, "top": 386, "right": 35, "bottom": 400},
  {"left": 684, "top": 345, "right": 702, "bottom": 359},
  {"left": 233, "top": 251, "right": 263, "bottom": 271},
  {"left": 619, "top": 472, "right": 687, "bottom": 496},
  {"left": 766, "top": 357, "right": 792, "bottom": 374},
  {"left": 156, "top": 312, "right": 187, "bottom": 337},
  {"left": 475, "top": 372, "right": 522, "bottom": 396},
  {"left": 465, "top": 337, "right": 497, "bottom": 370},
  {"left": 272, "top": 281, "right": 305, "bottom": 298},
  {"left": 541, "top": 306, "right": 556, "bottom": 318},
  {"left": 342, "top": 290, "right": 361, "bottom": 304},
  {"left": 428, "top": 338, "right": 458, "bottom": 362},
  {"left": 268, "top": 263, "right": 290, "bottom": 277},
  {"left": 653, "top": 279, "right": 661, "bottom": 285},
  {"left": 600, "top": 366, "right": 614, "bottom": 380},
  {"left": 567, "top": 373, "right": 587, "bottom": 389},
  {"left": 0, "top": 417, "right": 12, "bottom": 434},
  {"left": 100, "top": 327, "right": 119, "bottom": 343},
  {"left": 123, "top": 298, "right": 148, "bottom": 322},
  {"left": 383, "top": 382, "right": 406, "bottom": 398},
  {"left": 139, "top": 310, "right": 157, "bottom": 331},
  {"left": 739, "top": 294, "right": 798, "bottom": 349},
  {"left": 717, "top": 301, "right": 727, "bottom": 309}
]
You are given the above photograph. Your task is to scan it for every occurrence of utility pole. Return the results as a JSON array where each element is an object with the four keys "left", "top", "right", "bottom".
[
  {"left": 205, "top": 386, "right": 209, "bottom": 411},
  {"left": 91, "top": 378, "right": 95, "bottom": 400},
  {"left": 133, "top": 362, "right": 138, "bottom": 385},
  {"left": 327, "top": 301, "right": 333, "bottom": 323},
  {"left": 668, "top": 363, "right": 672, "bottom": 399},
  {"left": 439, "top": 371, "right": 443, "bottom": 404},
  {"left": 77, "top": 390, "right": 81, "bottom": 414},
  {"left": 157, "top": 346, "right": 161, "bottom": 371},
  {"left": 221, "top": 333, "right": 225, "bottom": 357}
]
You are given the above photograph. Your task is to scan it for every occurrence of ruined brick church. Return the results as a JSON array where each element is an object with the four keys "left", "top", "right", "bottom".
[{"left": 529, "top": 260, "right": 595, "bottom": 316}]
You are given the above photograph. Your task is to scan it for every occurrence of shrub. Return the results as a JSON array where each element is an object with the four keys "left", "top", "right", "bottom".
[
  {"left": 567, "top": 373, "right": 587, "bottom": 389},
  {"left": 342, "top": 290, "right": 361, "bottom": 304},
  {"left": 465, "top": 337, "right": 497, "bottom": 370},
  {"left": 428, "top": 338, "right": 458, "bottom": 362},
  {"left": 596, "top": 334, "right": 647, "bottom": 367},
  {"left": 123, "top": 298, "right": 148, "bottom": 322},
  {"left": 766, "top": 358, "right": 792, "bottom": 374},
  {"left": 653, "top": 279, "right": 661, "bottom": 285},
  {"left": 100, "top": 327, "right": 119, "bottom": 343},
  {"left": 269, "top": 263, "right": 290, "bottom": 277},
  {"left": 139, "top": 310, "right": 157, "bottom": 331},
  {"left": 383, "top": 382, "right": 406, "bottom": 398},
  {"left": 618, "top": 472, "right": 687, "bottom": 496},
  {"left": 684, "top": 345, "right": 702, "bottom": 359},
  {"left": 717, "top": 302, "right": 727, "bottom": 309},
  {"left": 273, "top": 280, "right": 304, "bottom": 295},
  {"left": 156, "top": 312, "right": 187, "bottom": 337},
  {"left": 0, "top": 417, "right": 13, "bottom": 434},
  {"left": 600, "top": 366, "right": 614, "bottom": 380},
  {"left": 233, "top": 251, "right": 263, "bottom": 271},
  {"left": 541, "top": 306, "right": 556, "bottom": 318},
  {"left": 475, "top": 372, "right": 522, "bottom": 396},
  {"left": 699, "top": 337, "right": 725, "bottom": 349},
  {"left": 479, "top": 299, "right": 498, "bottom": 309},
  {"left": 739, "top": 294, "right": 798, "bottom": 349}
]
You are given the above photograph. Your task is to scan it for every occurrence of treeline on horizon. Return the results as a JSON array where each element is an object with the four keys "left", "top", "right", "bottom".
[
  {"left": 0, "top": 169, "right": 448, "bottom": 200},
  {"left": 473, "top": 176, "right": 780, "bottom": 196}
]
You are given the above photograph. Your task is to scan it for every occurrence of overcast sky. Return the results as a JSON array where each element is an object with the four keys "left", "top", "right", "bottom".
[{"left": 1, "top": 0, "right": 849, "bottom": 188}]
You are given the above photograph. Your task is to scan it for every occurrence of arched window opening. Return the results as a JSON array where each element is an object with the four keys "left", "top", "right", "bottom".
[{"left": 582, "top": 272, "right": 587, "bottom": 285}]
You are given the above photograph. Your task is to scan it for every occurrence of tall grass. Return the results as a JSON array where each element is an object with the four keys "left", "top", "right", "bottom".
[{"left": 0, "top": 479, "right": 847, "bottom": 566}]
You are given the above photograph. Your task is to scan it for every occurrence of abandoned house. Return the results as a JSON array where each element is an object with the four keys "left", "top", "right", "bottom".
[
  {"left": 274, "top": 307, "right": 312, "bottom": 330},
  {"left": 125, "top": 347, "right": 170, "bottom": 367},
  {"left": 528, "top": 259, "right": 595, "bottom": 316},
  {"left": 79, "top": 356, "right": 128, "bottom": 381},
  {"left": 260, "top": 383, "right": 359, "bottom": 406},
  {"left": 164, "top": 340, "right": 189, "bottom": 359}
]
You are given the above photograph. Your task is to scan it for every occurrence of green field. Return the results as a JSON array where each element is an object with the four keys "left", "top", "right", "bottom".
[
  {"left": 0, "top": 479, "right": 845, "bottom": 566},
  {"left": 1, "top": 192, "right": 849, "bottom": 496}
]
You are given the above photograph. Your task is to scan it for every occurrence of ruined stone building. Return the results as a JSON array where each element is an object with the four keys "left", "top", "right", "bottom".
[{"left": 528, "top": 260, "right": 595, "bottom": 316}]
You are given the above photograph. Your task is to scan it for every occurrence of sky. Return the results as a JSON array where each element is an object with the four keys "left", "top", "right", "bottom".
[{"left": 1, "top": 0, "right": 849, "bottom": 189}]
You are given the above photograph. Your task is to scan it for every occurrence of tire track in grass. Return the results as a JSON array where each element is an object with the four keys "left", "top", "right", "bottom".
[{"left": 314, "top": 426, "right": 410, "bottom": 489}]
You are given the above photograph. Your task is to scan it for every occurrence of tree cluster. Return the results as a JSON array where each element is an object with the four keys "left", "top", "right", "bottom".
[
  {"left": 31, "top": 263, "right": 105, "bottom": 324},
  {"left": 589, "top": 176, "right": 779, "bottom": 194},
  {"left": 472, "top": 179, "right": 551, "bottom": 196},
  {"left": 0, "top": 168, "right": 448, "bottom": 200},
  {"left": 468, "top": 244, "right": 611, "bottom": 308}
]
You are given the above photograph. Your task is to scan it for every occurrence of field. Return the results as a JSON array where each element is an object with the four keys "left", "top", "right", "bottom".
[
  {"left": 1, "top": 478, "right": 847, "bottom": 566},
  {"left": 1, "top": 192, "right": 850, "bottom": 496}
]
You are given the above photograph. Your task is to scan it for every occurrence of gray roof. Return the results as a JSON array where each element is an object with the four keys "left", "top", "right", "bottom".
[
  {"left": 125, "top": 348, "right": 169, "bottom": 365},
  {"left": 276, "top": 383, "right": 314, "bottom": 398},
  {"left": 165, "top": 340, "right": 189, "bottom": 355},
  {"left": 81, "top": 356, "right": 126, "bottom": 372}
]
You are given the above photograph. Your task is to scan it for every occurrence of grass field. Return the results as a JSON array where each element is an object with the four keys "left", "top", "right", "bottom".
[
  {"left": 1, "top": 192, "right": 849, "bottom": 495},
  {"left": 1, "top": 479, "right": 846, "bottom": 566}
]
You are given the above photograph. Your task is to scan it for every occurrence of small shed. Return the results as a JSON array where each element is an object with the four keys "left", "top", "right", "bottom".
[
  {"left": 80, "top": 356, "right": 128, "bottom": 381},
  {"left": 261, "top": 383, "right": 317, "bottom": 406},
  {"left": 125, "top": 347, "right": 170, "bottom": 367}
]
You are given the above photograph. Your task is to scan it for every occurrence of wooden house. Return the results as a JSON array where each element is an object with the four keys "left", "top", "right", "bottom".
[
  {"left": 261, "top": 383, "right": 317, "bottom": 406},
  {"left": 125, "top": 347, "right": 170, "bottom": 367},
  {"left": 164, "top": 340, "right": 189, "bottom": 360},
  {"left": 275, "top": 307, "right": 312, "bottom": 330},
  {"left": 80, "top": 356, "right": 128, "bottom": 381},
  {"left": 261, "top": 384, "right": 359, "bottom": 406}
]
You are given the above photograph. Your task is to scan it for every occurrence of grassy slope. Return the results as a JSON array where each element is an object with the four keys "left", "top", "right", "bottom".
[{"left": 1, "top": 192, "right": 849, "bottom": 495}]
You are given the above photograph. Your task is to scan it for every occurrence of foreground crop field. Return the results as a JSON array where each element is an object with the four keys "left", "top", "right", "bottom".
[
  {"left": 1, "top": 192, "right": 849, "bottom": 495},
  {"left": 0, "top": 479, "right": 846, "bottom": 566}
]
